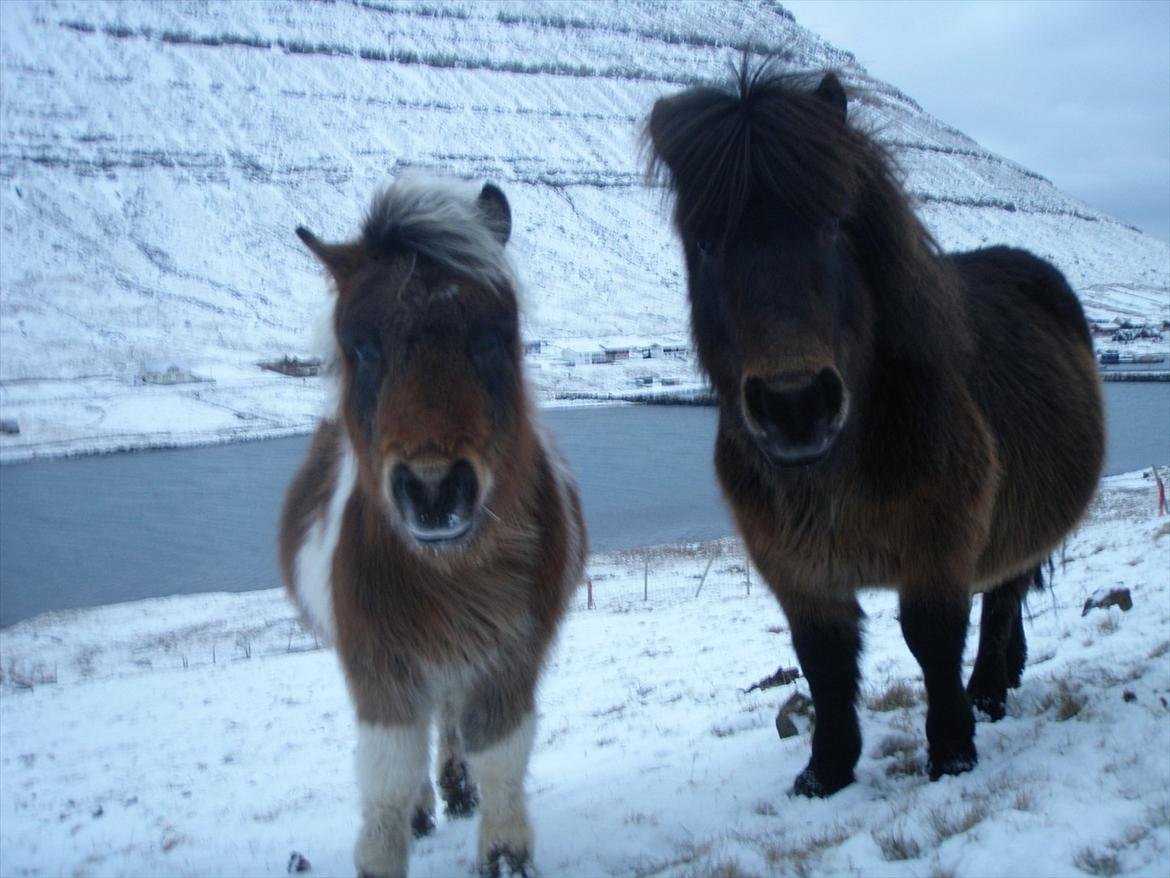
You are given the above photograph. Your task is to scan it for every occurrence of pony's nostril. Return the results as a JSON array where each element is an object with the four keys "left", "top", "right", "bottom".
[
  {"left": 438, "top": 461, "right": 479, "bottom": 519},
  {"left": 390, "top": 463, "right": 427, "bottom": 517},
  {"left": 742, "top": 376, "right": 774, "bottom": 435},
  {"left": 814, "top": 368, "right": 844, "bottom": 424}
]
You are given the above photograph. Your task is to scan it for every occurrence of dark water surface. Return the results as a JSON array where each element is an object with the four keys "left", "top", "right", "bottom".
[{"left": 1, "top": 384, "right": 1167, "bottom": 626}]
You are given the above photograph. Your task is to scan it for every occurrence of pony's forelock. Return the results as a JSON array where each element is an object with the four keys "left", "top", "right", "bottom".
[
  {"left": 362, "top": 175, "right": 516, "bottom": 299},
  {"left": 647, "top": 61, "right": 863, "bottom": 240}
]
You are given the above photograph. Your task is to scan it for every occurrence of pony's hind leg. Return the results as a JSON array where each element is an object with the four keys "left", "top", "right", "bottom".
[
  {"left": 438, "top": 698, "right": 479, "bottom": 818},
  {"left": 353, "top": 720, "right": 430, "bottom": 878},
  {"left": 412, "top": 772, "right": 436, "bottom": 838},
  {"left": 899, "top": 589, "right": 977, "bottom": 780},
  {"left": 785, "top": 596, "right": 864, "bottom": 798},
  {"left": 967, "top": 570, "right": 1032, "bottom": 720}
]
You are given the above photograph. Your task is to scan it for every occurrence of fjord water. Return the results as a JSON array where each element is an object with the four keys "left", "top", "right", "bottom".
[{"left": 2, "top": 384, "right": 1167, "bottom": 626}]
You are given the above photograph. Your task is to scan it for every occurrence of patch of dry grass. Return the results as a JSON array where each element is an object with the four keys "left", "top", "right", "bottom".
[
  {"left": 1074, "top": 847, "right": 1122, "bottom": 876},
  {"left": 866, "top": 680, "right": 921, "bottom": 712},
  {"left": 761, "top": 822, "right": 857, "bottom": 878},
  {"left": 873, "top": 827, "right": 922, "bottom": 861},
  {"left": 928, "top": 801, "right": 989, "bottom": 842},
  {"left": 1037, "top": 677, "right": 1090, "bottom": 721}
]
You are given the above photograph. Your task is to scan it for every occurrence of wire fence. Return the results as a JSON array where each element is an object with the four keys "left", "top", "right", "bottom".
[{"left": 569, "top": 537, "right": 761, "bottom": 612}]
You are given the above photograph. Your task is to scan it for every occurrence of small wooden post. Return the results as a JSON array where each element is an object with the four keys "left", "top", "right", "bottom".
[
  {"left": 1154, "top": 466, "right": 1167, "bottom": 516},
  {"left": 694, "top": 554, "right": 715, "bottom": 598},
  {"left": 643, "top": 558, "right": 649, "bottom": 601},
  {"left": 587, "top": 577, "right": 595, "bottom": 610}
]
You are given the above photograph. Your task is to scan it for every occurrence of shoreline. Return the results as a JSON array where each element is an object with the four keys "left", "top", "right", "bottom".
[
  {"left": 1, "top": 370, "right": 1165, "bottom": 464},
  {"left": 1099, "top": 370, "right": 1170, "bottom": 382}
]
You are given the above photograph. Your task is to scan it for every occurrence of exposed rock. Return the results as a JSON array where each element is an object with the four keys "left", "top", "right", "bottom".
[
  {"left": 1082, "top": 586, "right": 1134, "bottom": 616},
  {"left": 287, "top": 851, "right": 311, "bottom": 873},
  {"left": 744, "top": 665, "right": 801, "bottom": 694},
  {"left": 775, "top": 692, "right": 815, "bottom": 740}
]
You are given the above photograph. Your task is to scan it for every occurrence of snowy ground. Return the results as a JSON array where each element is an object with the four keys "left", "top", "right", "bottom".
[{"left": 2, "top": 469, "right": 1168, "bottom": 877}]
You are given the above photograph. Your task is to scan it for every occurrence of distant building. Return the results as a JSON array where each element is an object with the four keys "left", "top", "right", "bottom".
[
  {"left": 560, "top": 342, "right": 607, "bottom": 366},
  {"left": 650, "top": 336, "right": 690, "bottom": 359},
  {"left": 559, "top": 335, "right": 691, "bottom": 366}
]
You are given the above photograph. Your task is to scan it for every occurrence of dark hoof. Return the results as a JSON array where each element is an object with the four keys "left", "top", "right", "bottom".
[
  {"left": 928, "top": 749, "right": 977, "bottom": 781},
  {"left": 969, "top": 688, "right": 1007, "bottom": 722},
  {"left": 479, "top": 846, "right": 530, "bottom": 878},
  {"left": 439, "top": 758, "right": 479, "bottom": 818},
  {"left": 791, "top": 764, "right": 854, "bottom": 798},
  {"left": 411, "top": 806, "right": 436, "bottom": 838},
  {"left": 967, "top": 670, "right": 1007, "bottom": 721}
]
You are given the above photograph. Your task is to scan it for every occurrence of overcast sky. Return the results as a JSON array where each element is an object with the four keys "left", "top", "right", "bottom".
[{"left": 783, "top": 0, "right": 1170, "bottom": 244}]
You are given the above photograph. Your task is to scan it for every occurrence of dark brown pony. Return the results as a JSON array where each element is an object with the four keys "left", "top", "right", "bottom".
[
  {"left": 648, "top": 65, "right": 1104, "bottom": 796},
  {"left": 279, "top": 177, "right": 586, "bottom": 876}
]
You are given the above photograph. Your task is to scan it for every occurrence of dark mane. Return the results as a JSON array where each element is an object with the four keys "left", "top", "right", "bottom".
[{"left": 362, "top": 176, "right": 514, "bottom": 296}]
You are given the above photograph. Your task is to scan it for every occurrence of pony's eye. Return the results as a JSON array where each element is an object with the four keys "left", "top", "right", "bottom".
[
  {"left": 349, "top": 338, "right": 381, "bottom": 366},
  {"left": 471, "top": 329, "right": 504, "bottom": 358}
]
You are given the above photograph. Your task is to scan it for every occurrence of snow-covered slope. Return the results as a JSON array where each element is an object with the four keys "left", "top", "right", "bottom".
[{"left": 1, "top": 0, "right": 1167, "bottom": 459}]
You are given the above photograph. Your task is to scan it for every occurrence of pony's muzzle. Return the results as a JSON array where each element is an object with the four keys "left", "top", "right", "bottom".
[
  {"left": 389, "top": 458, "right": 480, "bottom": 548},
  {"left": 741, "top": 368, "right": 848, "bottom": 466}
]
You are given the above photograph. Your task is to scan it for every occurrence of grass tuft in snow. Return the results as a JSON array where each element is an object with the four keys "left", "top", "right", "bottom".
[
  {"left": 928, "top": 801, "right": 990, "bottom": 842},
  {"left": 1012, "top": 787, "right": 1037, "bottom": 812},
  {"left": 1038, "top": 676, "right": 1091, "bottom": 721},
  {"left": 762, "top": 823, "right": 858, "bottom": 877},
  {"left": 866, "top": 679, "right": 921, "bottom": 711},
  {"left": 1074, "top": 847, "right": 1122, "bottom": 876},
  {"left": 876, "top": 735, "right": 927, "bottom": 778},
  {"left": 874, "top": 825, "right": 923, "bottom": 861}
]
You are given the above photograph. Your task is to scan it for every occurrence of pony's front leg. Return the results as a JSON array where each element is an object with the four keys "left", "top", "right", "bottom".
[
  {"left": 354, "top": 720, "right": 430, "bottom": 878},
  {"left": 463, "top": 692, "right": 536, "bottom": 878},
  {"left": 899, "top": 588, "right": 977, "bottom": 780},
  {"left": 785, "top": 595, "right": 863, "bottom": 798}
]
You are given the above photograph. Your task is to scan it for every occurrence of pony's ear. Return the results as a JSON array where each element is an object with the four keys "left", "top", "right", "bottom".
[
  {"left": 814, "top": 73, "right": 848, "bottom": 123},
  {"left": 296, "top": 227, "right": 362, "bottom": 282},
  {"left": 647, "top": 93, "right": 682, "bottom": 174},
  {"left": 646, "top": 89, "right": 710, "bottom": 179},
  {"left": 477, "top": 182, "right": 511, "bottom": 245}
]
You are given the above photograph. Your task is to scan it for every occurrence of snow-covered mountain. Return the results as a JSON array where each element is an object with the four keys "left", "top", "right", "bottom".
[{"left": 1, "top": 0, "right": 1167, "bottom": 459}]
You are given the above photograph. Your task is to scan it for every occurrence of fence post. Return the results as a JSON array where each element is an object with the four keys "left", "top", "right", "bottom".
[
  {"left": 587, "top": 577, "right": 595, "bottom": 610},
  {"left": 1154, "top": 466, "right": 1167, "bottom": 516},
  {"left": 643, "top": 558, "right": 649, "bottom": 601},
  {"left": 746, "top": 557, "right": 751, "bottom": 596},
  {"left": 695, "top": 554, "right": 716, "bottom": 598}
]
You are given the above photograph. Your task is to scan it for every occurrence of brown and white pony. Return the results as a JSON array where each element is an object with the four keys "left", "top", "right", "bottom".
[
  {"left": 280, "top": 178, "right": 585, "bottom": 877},
  {"left": 648, "top": 65, "right": 1104, "bottom": 796}
]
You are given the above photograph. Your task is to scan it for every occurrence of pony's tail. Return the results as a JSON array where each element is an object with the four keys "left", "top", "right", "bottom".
[
  {"left": 1031, "top": 556, "right": 1054, "bottom": 593},
  {"left": 1025, "top": 555, "right": 1058, "bottom": 622}
]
